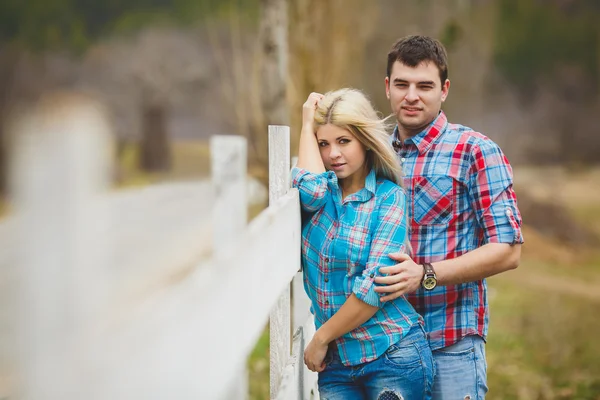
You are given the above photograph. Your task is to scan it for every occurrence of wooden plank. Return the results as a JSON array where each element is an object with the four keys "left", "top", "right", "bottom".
[
  {"left": 274, "top": 326, "right": 303, "bottom": 400},
  {"left": 8, "top": 93, "right": 112, "bottom": 399},
  {"left": 275, "top": 314, "right": 320, "bottom": 400},
  {"left": 211, "top": 135, "right": 248, "bottom": 400},
  {"left": 52, "top": 190, "right": 301, "bottom": 399},
  {"left": 301, "top": 316, "right": 320, "bottom": 400},
  {"left": 210, "top": 135, "right": 247, "bottom": 260},
  {"left": 268, "top": 125, "right": 292, "bottom": 399}
]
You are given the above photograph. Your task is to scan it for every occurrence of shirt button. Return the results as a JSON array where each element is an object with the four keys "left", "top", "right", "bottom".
[
  {"left": 325, "top": 257, "right": 330, "bottom": 263},
  {"left": 370, "top": 273, "right": 375, "bottom": 278},
  {"left": 401, "top": 157, "right": 406, "bottom": 163},
  {"left": 505, "top": 208, "right": 513, "bottom": 217},
  {"left": 325, "top": 300, "right": 329, "bottom": 305},
  {"left": 324, "top": 277, "right": 329, "bottom": 283}
]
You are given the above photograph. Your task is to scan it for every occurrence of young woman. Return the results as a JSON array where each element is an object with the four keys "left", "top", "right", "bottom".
[{"left": 292, "top": 89, "right": 434, "bottom": 399}]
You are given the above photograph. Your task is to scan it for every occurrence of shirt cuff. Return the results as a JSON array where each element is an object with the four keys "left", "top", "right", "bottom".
[
  {"left": 484, "top": 205, "right": 524, "bottom": 245},
  {"left": 352, "top": 274, "right": 381, "bottom": 308}
]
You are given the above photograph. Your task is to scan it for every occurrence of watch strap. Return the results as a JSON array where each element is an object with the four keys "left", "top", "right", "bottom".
[{"left": 423, "top": 262, "right": 435, "bottom": 277}]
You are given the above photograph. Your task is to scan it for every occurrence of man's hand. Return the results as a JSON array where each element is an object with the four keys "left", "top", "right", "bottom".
[
  {"left": 303, "top": 336, "right": 328, "bottom": 372},
  {"left": 374, "top": 252, "right": 424, "bottom": 302}
]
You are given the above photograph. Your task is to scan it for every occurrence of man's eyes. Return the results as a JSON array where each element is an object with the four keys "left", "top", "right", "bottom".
[{"left": 394, "top": 84, "right": 434, "bottom": 89}]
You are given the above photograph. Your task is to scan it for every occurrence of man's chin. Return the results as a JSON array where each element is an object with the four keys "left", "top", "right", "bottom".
[{"left": 398, "top": 118, "right": 425, "bottom": 129}]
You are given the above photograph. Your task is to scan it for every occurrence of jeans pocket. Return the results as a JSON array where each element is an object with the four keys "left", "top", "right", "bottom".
[
  {"left": 383, "top": 342, "right": 422, "bottom": 368},
  {"left": 434, "top": 336, "right": 477, "bottom": 358}
]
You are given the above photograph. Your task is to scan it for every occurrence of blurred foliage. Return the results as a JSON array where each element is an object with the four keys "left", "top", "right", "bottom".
[
  {"left": 0, "top": 0, "right": 260, "bottom": 52},
  {"left": 494, "top": 0, "right": 599, "bottom": 95},
  {"left": 439, "top": 19, "right": 463, "bottom": 52}
]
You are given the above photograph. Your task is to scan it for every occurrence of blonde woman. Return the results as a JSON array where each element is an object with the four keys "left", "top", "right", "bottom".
[{"left": 292, "top": 89, "right": 434, "bottom": 399}]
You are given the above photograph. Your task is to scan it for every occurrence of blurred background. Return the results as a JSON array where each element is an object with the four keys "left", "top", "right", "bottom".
[{"left": 0, "top": 0, "right": 599, "bottom": 398}]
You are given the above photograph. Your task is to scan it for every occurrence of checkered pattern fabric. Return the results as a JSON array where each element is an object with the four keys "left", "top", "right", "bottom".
[
  {"left": 393, "top": 111, "right": 524, "bottom": 350},
  {"left": 292, "top": 167, "right": 421, "bottom": 366}
]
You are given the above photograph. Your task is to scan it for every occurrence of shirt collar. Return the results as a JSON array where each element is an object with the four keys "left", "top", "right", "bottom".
[
  {"left": 393, "top": 111, "right": 448, "bottom": 155},
  {"left": 335, "top": 169, "right": 377, "bottom": 203},
  {"left": 364, "top": 169, "right": 377, "bottom": 196}
]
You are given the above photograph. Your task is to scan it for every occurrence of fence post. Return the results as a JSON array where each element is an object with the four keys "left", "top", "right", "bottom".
[
  {"left": 268, "top": 125, "right": 292, "bottom": 399},
  {"left": 8, "top": 92, "right": 112, "bottom": 399},
  {"left": 210, "top": 135, "right": 248, "bottom": 399}
]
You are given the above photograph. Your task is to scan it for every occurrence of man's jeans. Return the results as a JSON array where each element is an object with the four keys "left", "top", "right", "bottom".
[
  {"left": 318, "top": 324, "right": 435, "bottom": 400},
  {"left": 431, "top": 335, "right": 488, "bottom": 400}
]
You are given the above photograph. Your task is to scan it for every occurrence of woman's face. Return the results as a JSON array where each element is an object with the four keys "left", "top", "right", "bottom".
[{"left": 316, "top": 124, "right": 367, "bottom": 182}]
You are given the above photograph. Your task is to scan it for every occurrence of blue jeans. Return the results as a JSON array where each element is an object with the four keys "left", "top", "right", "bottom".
[
  {"left": 431, "top": 335, "right": 488, "bottom": 399},
  {"left": 318, "top": 324, "right": 435, "bottom": 400}
]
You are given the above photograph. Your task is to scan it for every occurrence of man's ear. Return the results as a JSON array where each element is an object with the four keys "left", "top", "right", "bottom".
[
  {"left": 441, "top": 79, "right": 450, "bottom": 102},
  {"left": 385, "top": 76, "right": 390, "bottom": 99}
]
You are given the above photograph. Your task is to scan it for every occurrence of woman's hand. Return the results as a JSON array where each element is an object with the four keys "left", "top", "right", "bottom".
[
  {"left": 303, "top": 336, "right": 328, "bottom": 372},
  {"left": 302, "top": 92, "right": 324, "bottom": 132}
]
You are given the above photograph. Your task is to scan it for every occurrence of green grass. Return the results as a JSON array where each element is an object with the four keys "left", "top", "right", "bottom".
[
  {"left": 249, "top": 326, "right": 270, "bottom": 400},
  {"left": 487, "top": 258, "right": 600, "bottom": 399}
]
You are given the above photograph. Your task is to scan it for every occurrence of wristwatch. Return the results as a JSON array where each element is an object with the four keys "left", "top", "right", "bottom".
[{"left": 421, "top": 263, "right": 437, "bottom": 290}]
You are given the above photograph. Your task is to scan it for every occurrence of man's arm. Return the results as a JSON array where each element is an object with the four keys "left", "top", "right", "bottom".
[
  {"left": 375, "top": 140, "right": 523, "bottom": 301},
  {"left": 373, "top": 242, "right": 521, "bottom": 302}
]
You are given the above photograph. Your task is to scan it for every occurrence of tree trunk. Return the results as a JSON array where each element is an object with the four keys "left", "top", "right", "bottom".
[
  {"left": 0, "top": 46, "right": 20, "bottom": 196},
  {"left": 259, "top": 0, "right": 289, "bottom": 127},
  {"left": 139, "top": 101, "right": 172, "bottom": 172}
]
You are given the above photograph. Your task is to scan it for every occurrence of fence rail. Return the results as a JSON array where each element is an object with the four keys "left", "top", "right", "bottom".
[{"left": 1, "top": 92, "right": 318, "bottom": 399}]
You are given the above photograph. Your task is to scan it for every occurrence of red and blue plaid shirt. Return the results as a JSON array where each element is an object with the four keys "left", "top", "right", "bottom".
[
  {"left": 393, "top": 111, "right": 523, "bottom": 350},
  {"left": 291, "top": 167, "right": 421, "bottom": 366}
]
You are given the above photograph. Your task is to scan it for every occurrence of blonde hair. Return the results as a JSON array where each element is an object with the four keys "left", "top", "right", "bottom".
[{"left": 313, "top": 88, "right": 403, "bottom": 186}]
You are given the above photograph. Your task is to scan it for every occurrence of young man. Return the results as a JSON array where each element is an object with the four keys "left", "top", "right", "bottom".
[{"left": 374, "top": 35, "right": 524, "bottom": 399}]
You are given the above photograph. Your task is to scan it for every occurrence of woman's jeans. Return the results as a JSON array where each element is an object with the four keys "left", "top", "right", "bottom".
[
  {"left": 431, "top": 335, "right": 488, "bottom": 400},
  {"left": 317, "top": 324, "right": 435, "bottom": 400}
]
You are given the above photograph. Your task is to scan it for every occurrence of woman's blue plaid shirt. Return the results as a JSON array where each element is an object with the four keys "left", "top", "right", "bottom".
[{"left": 292, "top": 167, "right": 421, "bottom": 366}]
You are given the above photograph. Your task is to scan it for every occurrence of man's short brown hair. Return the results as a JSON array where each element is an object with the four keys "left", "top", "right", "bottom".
[{"left": 387, "top": 35, "right": 449, "bottom": 84}]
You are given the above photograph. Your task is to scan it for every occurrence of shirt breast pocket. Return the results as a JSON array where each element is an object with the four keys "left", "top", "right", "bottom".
[
  {"left": 346, "top": 223, "right": 370, "bottom": 267},
  {"left": 412, "top": 175, "right": 455, "bottom": 225}
]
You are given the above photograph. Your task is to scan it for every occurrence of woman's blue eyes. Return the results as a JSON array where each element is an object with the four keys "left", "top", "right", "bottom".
[{"left": 318, "top": 139, "right": 350, "bottom": 147}]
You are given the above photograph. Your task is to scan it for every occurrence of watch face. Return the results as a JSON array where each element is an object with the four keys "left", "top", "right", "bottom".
[{"left": 423, "top": 277, "right": 437, "bottom": 290}]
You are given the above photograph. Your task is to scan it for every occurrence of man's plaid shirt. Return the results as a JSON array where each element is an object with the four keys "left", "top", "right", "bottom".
[
  {"left": 393, "top": 111, "right": 524, "bottom": 351},
  {"left": 292, "top": 167, "right": 421, "bottom": 366}
]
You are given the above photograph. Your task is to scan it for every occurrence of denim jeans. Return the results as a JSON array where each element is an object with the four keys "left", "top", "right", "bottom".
[
  {"left": 431, "top": 335, "right": 488, "bottom": 400},
  {"left": 318, "top": 324, "right": 435, "bottom": 400}
]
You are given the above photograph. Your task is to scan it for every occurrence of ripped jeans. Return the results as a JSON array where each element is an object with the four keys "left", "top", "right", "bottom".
[{"left": 317, "top": 324, "right": 434, "bottom": 400}]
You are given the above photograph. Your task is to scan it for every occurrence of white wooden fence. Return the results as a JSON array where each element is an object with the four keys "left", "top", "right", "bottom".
[{"left": 0, "top": 92, "right": 318, "bottom": 399}]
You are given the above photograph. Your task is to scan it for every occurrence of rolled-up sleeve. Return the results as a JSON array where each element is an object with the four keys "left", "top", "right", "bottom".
[
  {"left": 353, "top": 187, "right": 408, "bottom": 307},
  {"left": 291, "top": 167, "right": 336, "bottom": 212},
  {"left": 468, "top": 141, "right": 524, "bottom": 245}
]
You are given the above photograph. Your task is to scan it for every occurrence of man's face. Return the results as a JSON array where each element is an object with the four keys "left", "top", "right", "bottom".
[{"left": 385, "top": 61, "right": 450, "bottom": 135}]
